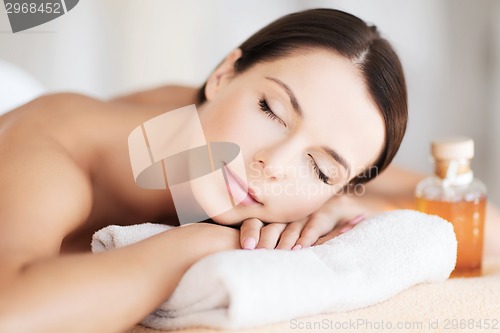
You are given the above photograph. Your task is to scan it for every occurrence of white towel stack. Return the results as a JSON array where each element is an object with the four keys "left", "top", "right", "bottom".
[{"left": 92, "top": 209, "right": 457, "bottom": 330}]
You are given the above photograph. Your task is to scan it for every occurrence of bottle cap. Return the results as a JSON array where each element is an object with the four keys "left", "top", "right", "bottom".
[{"left": 431, "top": 136, "right": 474, "bottom": 160}]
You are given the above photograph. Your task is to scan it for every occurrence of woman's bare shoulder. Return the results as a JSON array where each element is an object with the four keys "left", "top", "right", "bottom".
[
  {"left": 0, "top": 94, "right": 96, "bottom": 263},
  {"left": 1, "top": 93, "right": 115, "bottom": 167},
  {"left": 0, "top": 90, "right": 191, "bottom": 166},
  {"left": 0, "top": 90, "right": 184, "bottom": 257},
  {"left": 1, "top": 84, "right": 199, "bottom": 134},
  {"left": 111, "top": 85, "right": 199, "bottom": 107}
]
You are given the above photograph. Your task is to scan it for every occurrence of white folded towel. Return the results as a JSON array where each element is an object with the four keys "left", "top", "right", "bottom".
[{"left": 91, "top": 209, "right": 457, "bottom": 330}]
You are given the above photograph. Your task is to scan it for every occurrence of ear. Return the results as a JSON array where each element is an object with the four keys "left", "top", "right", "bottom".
[{"left": 204, "top": 48, "right": 243, "bottom": 102}]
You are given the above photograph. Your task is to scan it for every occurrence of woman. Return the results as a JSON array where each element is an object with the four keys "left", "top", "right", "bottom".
[{"left": 0, "top": 8, "right": 406, "bottom": 333}]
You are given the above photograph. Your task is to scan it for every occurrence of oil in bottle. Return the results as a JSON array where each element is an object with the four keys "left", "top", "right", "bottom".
[{"left": 416, "top": 137, "right": 487, "bottom": 277}]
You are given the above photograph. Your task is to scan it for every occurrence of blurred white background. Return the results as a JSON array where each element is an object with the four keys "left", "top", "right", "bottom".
[{"left": 1, "top": 0, "right": 499, "bottom": 206}]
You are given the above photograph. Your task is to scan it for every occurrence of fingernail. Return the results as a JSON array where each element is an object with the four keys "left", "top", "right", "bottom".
[
  {"left": 339, "top": 227, "right": 351, "bottom": 234},
  {"left": 349, "top": 214, "right": 366, "bottom": 225},
  {"left": 292, "top": 244, "right": 302, "bottom": 251},
  {"left": 243, "top": 237, "right": 256, "bottom": 250}
]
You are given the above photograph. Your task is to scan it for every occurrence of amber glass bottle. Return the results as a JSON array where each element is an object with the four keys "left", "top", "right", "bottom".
[{"left": 416, "top": 137, "right": 487, "bottom": 277}]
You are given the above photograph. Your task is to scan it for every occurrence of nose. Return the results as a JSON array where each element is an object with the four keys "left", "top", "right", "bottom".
[{"left": 253, "top": 141, "right": 298, "bottom": 181}]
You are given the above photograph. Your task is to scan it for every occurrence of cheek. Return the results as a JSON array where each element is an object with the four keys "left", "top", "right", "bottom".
[
  {"left": 202, "top": 108, "right": 276, "bottom": 164},
  {"left": 202, "top": 101, "right": 254, "bottom": 142}
]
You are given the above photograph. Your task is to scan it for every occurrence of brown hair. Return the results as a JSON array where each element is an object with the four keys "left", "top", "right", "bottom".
[{"left": 198, "top": 8, "right": 407, "bottom": 185}]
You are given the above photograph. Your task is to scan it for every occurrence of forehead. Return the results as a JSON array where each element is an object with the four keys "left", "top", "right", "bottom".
[{"left": 247, "top": 50, "right": 386, "bottom": 175}]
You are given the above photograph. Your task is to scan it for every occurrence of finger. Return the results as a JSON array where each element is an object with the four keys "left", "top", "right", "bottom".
[
  {"left": 337, "top": 224, "right": 354, "bottom": 234},
  {"left": 295, "top": 215, "right": 335, "bottom": 248},
  {"left": 240, "top": 218, "right": 264, "bottom": 250},
  {"left": 333, "top": 214, "right": 366, "bottom": 235},
  {"left": 315, "top": 215, "right": 365, "bottom": 246},
  {"left": 339, "top": 214, "right": 366, "bottom": 232},
  {"left": 256, "top": 223, "right": 287, "bottom": 249},
  {"left": 314, "top": 228, "right": 343, "bottom": 246},
  {"left": 276, "top": 222, "right": 304, "bottom": 250},
  {"left": 347, "top": 214, "right": 366, "bottom": 226}
]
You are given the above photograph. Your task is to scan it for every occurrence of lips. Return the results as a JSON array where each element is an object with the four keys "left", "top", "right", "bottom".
[{"left": 223, "top": 165, "right": 262, "bottom": 206}]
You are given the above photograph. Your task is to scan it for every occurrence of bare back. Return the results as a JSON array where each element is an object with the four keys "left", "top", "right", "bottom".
[{"left": 0, "top": 86, "right": 198, "bottom": 258}]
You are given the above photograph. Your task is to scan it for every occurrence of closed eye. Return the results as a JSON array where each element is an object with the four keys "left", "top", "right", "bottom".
[
  {"left": 258, "top": 98, "right": 287, "bottom": 128},
  {"left": 308, "top": 154, "right": 332, "bottom": 185}
]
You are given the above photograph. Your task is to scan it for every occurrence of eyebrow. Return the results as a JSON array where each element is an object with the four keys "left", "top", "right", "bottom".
[
  {"left": 265, "top": 76, "right": 351, "bottom": 178},
  {"left": 265, "top": 76, "right": 302, "bottom": 117},
  {"left": 322, "top": 146, "right": 352, "bottom": 180}
]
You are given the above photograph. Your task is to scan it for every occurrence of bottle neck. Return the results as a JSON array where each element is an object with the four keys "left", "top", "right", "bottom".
[{"left": 434, "top": 158, "right": 473, "bottom": 186}]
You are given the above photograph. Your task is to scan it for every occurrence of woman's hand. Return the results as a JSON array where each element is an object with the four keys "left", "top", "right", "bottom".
[{"left": 239, "top": 195, "right": 369, "bottom": 250}]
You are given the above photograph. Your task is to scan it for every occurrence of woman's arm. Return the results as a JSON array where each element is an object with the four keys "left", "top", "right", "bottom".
[
  {"left": 0, "top": 223, "right": 239, "bottom": 333},
  {"left": 0, "top": 226, "right": 239, "bottom": 333}
]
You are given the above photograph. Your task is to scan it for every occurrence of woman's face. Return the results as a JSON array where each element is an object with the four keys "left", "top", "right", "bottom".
[{"left": 196, "top": 49, "right": 385, "bottom": 225}]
